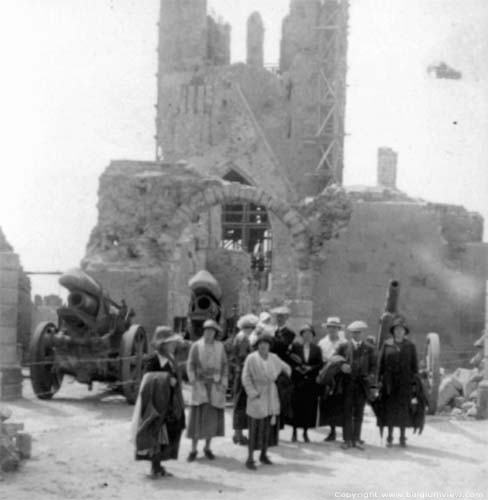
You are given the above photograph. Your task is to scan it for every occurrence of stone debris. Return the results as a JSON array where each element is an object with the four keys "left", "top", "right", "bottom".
[
  {"left": 0, "top": 405, "right": 31, "bottom": 473},
  {"left": 437, "top": 333, "right": 486, "bottom": 419}
]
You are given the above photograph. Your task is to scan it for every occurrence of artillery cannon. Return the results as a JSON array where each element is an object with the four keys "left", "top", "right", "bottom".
[
  {"left": 29, "top": 268, "right": 148, "bottom": 404},
  {"left": 377, "top": 280, "right": 441, "bottom": 414},
  {"left": 186, "top": 270, "right": 225, "bottom": 340}
]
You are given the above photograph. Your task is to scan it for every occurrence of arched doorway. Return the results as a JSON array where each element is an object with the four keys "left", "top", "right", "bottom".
[{"left": 220, "top": 170, "right": 272, "bottom": 290}]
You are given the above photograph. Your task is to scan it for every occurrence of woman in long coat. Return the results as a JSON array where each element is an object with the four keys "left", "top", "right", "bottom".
[
  {"left": 232, "top": 314, "right": 259, "bottom": 445},
  {"left": 242, "top": 334, "right": 291, "bottom": 470},
  {"left": 377, "top": 315, "right": 419, "bottom": 447},
  {"left": 132, "top": 326, "right": 185, "bottom": 477},
  {"left": 186, "top": 319, "right": 228, "bottom": 461},
  {"left": 290, "top": 325, "right": 323, "bottom": 442}
]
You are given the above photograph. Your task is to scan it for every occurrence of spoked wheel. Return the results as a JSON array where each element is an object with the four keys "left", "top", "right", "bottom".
[
  {"left": 120, "top": 325, "right": 148, "bottom": 404},
  {"left": 425, "top": 332, "right": 441, "bottom": 415},
  {"left": 29, "top": 321, "right": 63, "bottom": 400}
]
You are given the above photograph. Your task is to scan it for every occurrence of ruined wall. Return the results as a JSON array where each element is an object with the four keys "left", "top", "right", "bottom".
[
  {"left": 0, "top": 228, "right": 32, "bottom": 364},
  {"left": 247, "top": 12, "right": 264, "bottom": 69},
  {"left": 82, "top": 160, "right": 317, "bottom": 334},
  {"left": 158, "top": 0, "right": 208, "bottom": 73},
  {"left": 156, "top": 0, "right": 348, "bottom": 200},
  {"left": 280, "top": 0, "right": 320, "bottom": 73},
  {"left": 207, "top": 15, "right": 231, "bottom": 66},
  {"left": 314, "top": 201, "right": 488, "bottom": 367}
]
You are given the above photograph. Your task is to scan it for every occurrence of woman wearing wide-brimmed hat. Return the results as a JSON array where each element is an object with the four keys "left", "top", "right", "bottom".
[
  {"left": 186, "top": 319, "right": 228, "bottom": 461},
  {"left": 289, "top": 324, "right": 323, "bottom": 443},
  {"left": 232, "top": 314, "right": 259, "bottom": 445},
  {"left": 376, "top": 315, "right": 420, "bottom": 447},
  {"left": 241, "top": 334, "right": 291, "bottom": 470},
  {"left": 132, "top": 326, "right": 185, "bottom": 478}
]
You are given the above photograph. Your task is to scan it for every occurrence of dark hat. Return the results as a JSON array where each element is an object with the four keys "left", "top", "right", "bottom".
[
  {"left": 202, "top": 319, "right": 222, "bottom": 334},
  {"left": 299, "top": 324, "right": 315, "bottom": 336},
  {"left": 389, "top": 315, "right": 409, "bottom": 335},
  {"left": 151, "top": 326, "right": 182, "bottom": 348},
  {"left": 256, "top": 334, "right": 274, "bottom": 347}
]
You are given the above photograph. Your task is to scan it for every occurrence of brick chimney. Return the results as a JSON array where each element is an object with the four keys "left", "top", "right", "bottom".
[{"left": 377, "top": 147, "right": 398, "bottom": 189}]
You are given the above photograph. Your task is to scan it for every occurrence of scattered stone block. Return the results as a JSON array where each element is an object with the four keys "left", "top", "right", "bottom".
[
  {"left": 454, "top": 396, "right": 466, "bottom": 409},
  {"left": 16, "top": 433, "right": 31, "bottom": 459},
  {"left": 0, "top": 406, "right": 12, "bottom": 422},
  {"left": 461, "top": 401, "right": 476, "bottom": 411},
  {"left": 1, "top": 423, "right": 24, "bottom": 436},
  {"left": 452, "top": 368, "right": 481, "bottom": 397},
  {"left": 438, "top": 376, "right": 462, "bottom": 409},
  {"left": 450, "top": 408, "right": 464, "bottom": 418}
]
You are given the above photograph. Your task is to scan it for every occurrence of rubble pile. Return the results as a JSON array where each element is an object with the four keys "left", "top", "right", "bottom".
[
  {"left": 437, "top": 331, "right": 486, "bottom": 419},
  {"left": 437, "top": 368, "right": 483, "bottom": 418},
  {"left": 0, "top": 405, "right": 31, "bottom": 473}
]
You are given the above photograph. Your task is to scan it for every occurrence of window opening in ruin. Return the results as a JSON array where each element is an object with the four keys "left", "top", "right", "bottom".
[{"left": 221, "top": 171, "right": 272, "bottom": 290}]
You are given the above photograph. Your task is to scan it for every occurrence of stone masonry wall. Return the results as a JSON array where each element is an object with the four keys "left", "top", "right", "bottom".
[
  {"left": 82, "top": 160, "right": 319, "bottom": 335},
  {"left": 314, "top": 201, "right": 488, "bottom": 367}
]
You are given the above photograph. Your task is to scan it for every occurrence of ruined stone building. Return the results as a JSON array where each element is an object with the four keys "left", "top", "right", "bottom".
[
  {"left": 0, "top": 228, "right": 31, "bottom": 398},
  {"left": 82, "top": 0, "right": 487, "bottom": 366}
]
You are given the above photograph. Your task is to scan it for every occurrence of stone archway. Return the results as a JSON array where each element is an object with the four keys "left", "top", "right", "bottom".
[{"left": 166, "top": 181, "right": 310, "bottom": 271}]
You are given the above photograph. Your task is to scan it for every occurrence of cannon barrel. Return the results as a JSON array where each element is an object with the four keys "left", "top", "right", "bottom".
[
  {"left": 377, "top": 280, "right": 401, "bottom": 349},
  {"left": 67, "top": 291, "right": 99, "bottom": 316},
  {"left": 385, "top": 280, "right": 400, "bottom": 313},
  {"left": 59, "top": 268, "right": 102, "bottom": 297}
]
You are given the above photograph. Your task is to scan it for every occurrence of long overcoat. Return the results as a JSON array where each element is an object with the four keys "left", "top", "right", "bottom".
[
  {"left": 376, "top": 337, "right": 418, "bottom": 428},
  {"left": 290, "top": 342, "right": 323, "bottom": 428}
]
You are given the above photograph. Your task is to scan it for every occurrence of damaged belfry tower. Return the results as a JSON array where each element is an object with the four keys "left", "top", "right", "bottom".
[
  {"left": 83, "top": 0, "right": 487, "bottom": 362},
  {"left": 83, "top": 0, "right": 352, "bottom": 333}
]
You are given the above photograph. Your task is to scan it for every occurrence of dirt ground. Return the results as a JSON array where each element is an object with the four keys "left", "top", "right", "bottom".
[{"left": 2, "top": 377, "right": 488, "bottom": 500}]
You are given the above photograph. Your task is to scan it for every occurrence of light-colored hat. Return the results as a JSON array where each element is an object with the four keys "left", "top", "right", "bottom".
[
  {"left": 237, "top": 314, "right": 259, "bottom": 330},
  {"left": 347, "top": 320, "right": 368, "bottom": 332},
  {"left": 202, "top": 318, "right": 222, "bottom": 333},
  {"left": 152, "top": 326, "right": 182, "bottom": 348},
  {"left": 270, "top": 305, "right": 291, "bottom": 316},
  {"left": 259, "top": 311, "right": 272, "bottom": 324},
  {"left": 324, "top": 316, "right": 342, "bottom": 328}
]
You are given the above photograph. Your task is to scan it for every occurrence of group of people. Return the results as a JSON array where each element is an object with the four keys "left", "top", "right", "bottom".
[{"left": 132, "top": 307, "right": 424, "bottom": 477}]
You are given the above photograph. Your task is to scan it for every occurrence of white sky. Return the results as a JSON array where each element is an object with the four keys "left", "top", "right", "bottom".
[{"left": 0, "top": 0, "right": 486, "bottom": 297}]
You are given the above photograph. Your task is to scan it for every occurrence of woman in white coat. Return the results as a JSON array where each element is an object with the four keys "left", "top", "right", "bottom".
[
  {"left": 241, "top": 334, "right": 291, "bottom": 470},
  {"left": 186, "top": 319, "right": 228, "bottom": 461}
]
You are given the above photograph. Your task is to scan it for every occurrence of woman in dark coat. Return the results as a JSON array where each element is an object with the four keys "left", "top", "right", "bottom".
[
  {"left": 133, "top": 326, "right": 186, "bottom": 477},
  {"left": 377, "top": 315, "right": 419, "bottom": 447},
  {"left": 290, "top": 325, "right": 323, "bottom": 442},
  {"left": 232, "top": 314, "right": 259, "bottom": 445}
]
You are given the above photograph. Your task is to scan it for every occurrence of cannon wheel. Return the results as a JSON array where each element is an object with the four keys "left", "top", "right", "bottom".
[
  {"left": 29, "top": 321, "right": 63, "bottom": 400},
  {"left": 120, "top": 325, "right": 148, "bottom": 404},
  {"left": 425, "top": 332, "right": 441, "bottom": 415}
]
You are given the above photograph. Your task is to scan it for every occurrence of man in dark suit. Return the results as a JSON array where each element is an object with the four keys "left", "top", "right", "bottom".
[
  {"left": 270, "top": 305, "right": 296, "bottom": 363},
  {"left": 336, "top": 321, "right": 377, "bottom": 450},
  {"left": 269, "top": 305, "right": 296, "bottom": 428}
]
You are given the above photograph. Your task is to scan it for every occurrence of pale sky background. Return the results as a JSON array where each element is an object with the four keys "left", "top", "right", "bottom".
[{"left": 0, "top": 0, "right": 486, "bottom": 298}]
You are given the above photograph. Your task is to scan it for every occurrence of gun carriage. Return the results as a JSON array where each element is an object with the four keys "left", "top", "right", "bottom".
[{"left": 29, "top": 269, "right": 148, "bottom": 404}]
